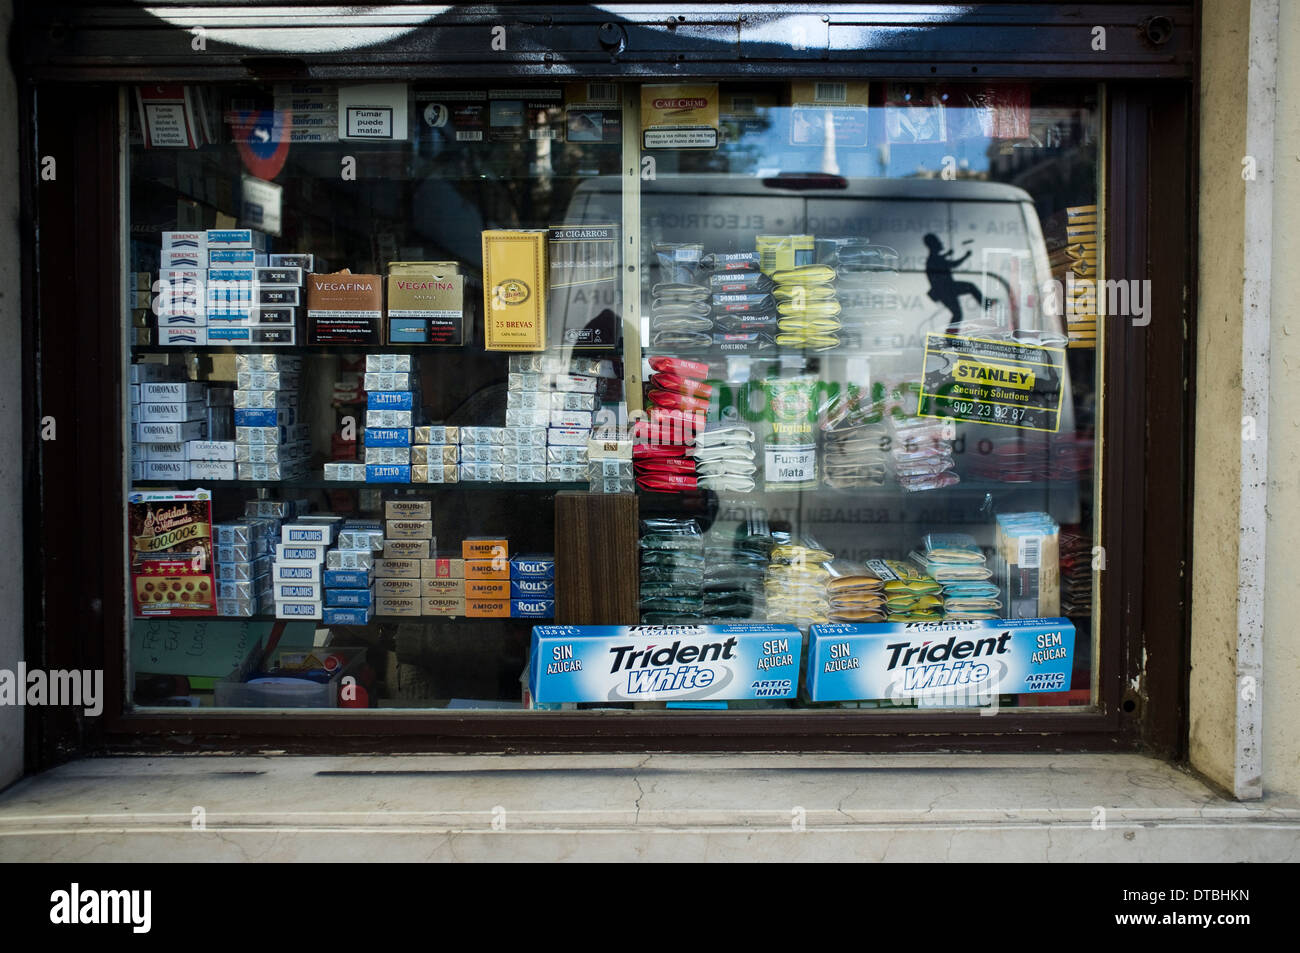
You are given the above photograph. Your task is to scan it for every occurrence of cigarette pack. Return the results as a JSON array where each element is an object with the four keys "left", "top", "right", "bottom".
[
  {"left": 551, "top": 374, "right": 598, "bottom": 394},
  {"left": 458, "top": 463, "right": 504, "bottom": 482},
  {"left": 307, "top": 272, "right": 383, "bottom": 345},
  {"left": 412, "top": 465, "right": 459, "bottom": 483},
  {"left": 325, "top": 587, "right": 374, "bottom": 608},
  {"left": 207, "top": 228, "right": 267, "bottom": 250},
  {"left": 257, "top": 267, "right": 303, "bottom": 285},
  {"left": 411, "top": 445, "right": 458, "bottom": 466},
  {"left": 387, "top": 261, "right": 466, "bottom": 346},
  {"left": 275, "top": 541, "right": 326, "bottom": 562},
  {"left": 386, "top": 519, "right": 433, "bottom": 540},
  {"left": 273, "top": 562, "right": 322, "bottom": 583},
  {"left": 385, "top": 499, "right": 431, "bottom": 519},
  {"left": 466, "top": 579, "right": 510, "bottom": 600},
  {"left": 376, "top": 577, "right": 421, "bottom": 598},
  {"left": 423, "top": 596, "right": 466, "bottom": 616},
  {"left": 366, "top": 353, "right": 414, "bottom": 373},
  {"left": 141, "top": 382, "right": 206, "bottom": 403},
  {"left": 547, "top": 427, "right": 590, "bottom": 447},
  {"left": 511, "top": 599, "right": 554, "bottom": 619},
  {"left": 464, "top": 558, "right": 510, "bottom": 580},
  {"left": 460, "top": 427, "right": 505, "bottom": 446},
  {"left": 364, "top": 447, "right": 411, "bottom": 465},
  {"left": 140, "top": 442, "right": 186, "bottom": 462},
  {"left": 551, "top": 391, "right": 600, "bottom": 411},
  {"left": 324, "top": 550, "right": 375, "bottom": 571},
  {"left": 501, "top": 446, "right": 546, "bottom": 465},
  {"left": 367, "top": 390, "right": 415, "bottom": 410},
  {"left": 547, "top": 464, "right": 587, "bottom": 482},
  {"left": 422, "top": 557, "right": 465, "bottom": 579},
  {"left": 142, "top": 460, "right": 189, "bottom": 481},
  {"left": 511, "top": 577, "right": 556, "bottom": 598},
  {"left": 363, "top": 373, "right": 414, "bottom": 391},
  {"left": 323, "top": 606, "right": 371, "bottom": 625},
  {"left": 215, "top": 557, "right": 271, "bottom": 582},
  {"left": 482, "top": 229, "right": 547, "bottom": 351},
  {"left": 376, "top": 596, "right": 421, "bottom": 617},
  {"left": 208, "top": 248, "right": 262, "bottom": 266},
  {"left": 365, "top": 465, "right": 412, "bottom": 483},
  {"left": 162, "top": 249, "right": 205, "bottom": 270},
  {"left": 466, "top": 598, "right": 510, "bottom": 618},
  {"left": 253, "top": 307, "right": 296, "bottom": 326},
  {"left": 276, "top": 600, "right": 322, "bottom": 620},
  {"left": 270, "top": 253, "right": 315, "bottom": 270},
  {"left": 323, "top": 569, "right": 371, "bottom": 588},
  {"left": 137, "top": 420, "right": 206, "bottom": 443},
  {"left": 189, "top": 461, "right": 236, "bottom": 481},
  {"left": 503, "top": 428, "right": 548, "bottom": 448},
  {"left": 509, "top": 554, "right": 555, "bottom": 579},
  {"left": 414, "top": 426, "right": 458, "bottom": 445},
  {"left": 258, "top": 286, "right": 300, "bottom": 306},
  {"left": 550, "top": 410, "right": 593, "bottom": 429},
  {"left": 374, "top": 558, "right": 422, "bottom": 579},
  {"left": 159, "top": 326, "right": 208, "bottom": 346},
  {"left": 546, "top": 445, "right": 588, "bottom": 465},
  {"left": 365, "top": 410, "right": 414, "bottom": 428},
  {"left": 162, "top": 231, "right": 208, "bottom": 252},
  {"left": 423, "top": 578, "right": 465, "bottom": 597},
  {"left": 384, "top": 539, "right": 430, "bottom": 560},
  {"left": 275, "top": 581, "right": 323, "bottom": 601},
  {"left": 460, "top": 445, "right": 505, "bottom": 465},
  {"left": 282, "top": 522, "right": 340, "bottom": 545},
  {"left": 323, "top": 462, "right": 367, "bottom": 481}
]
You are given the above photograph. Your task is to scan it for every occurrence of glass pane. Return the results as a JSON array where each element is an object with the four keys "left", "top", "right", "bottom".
[{"left": 634, "top": 81, "right": 1100, "bottom": 711}]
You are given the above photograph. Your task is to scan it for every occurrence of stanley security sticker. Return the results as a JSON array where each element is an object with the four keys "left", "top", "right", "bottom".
[
  {"left": 805, "top": 618, "right": 1075, "bottom": 702},
  {"left": 530, "top": 623, "right": 802, "bottom": 703}
]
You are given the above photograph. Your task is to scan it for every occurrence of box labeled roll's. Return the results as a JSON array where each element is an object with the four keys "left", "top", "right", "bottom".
[
  {"left": 805, "top": 619, "right": 1076, "bottom": 702},
  {"left": 387, "top": 261, "right": 466, "bottom": 346},
  {"left": 481, "top": 230, "right": 547, "bottom": 351},
  {"left": 511, "top": 576, "right": 556, "bottom": 599},
  {"left": 512, "top": 599, "right": 554, "bottom": 619},
  {"left": 307, "top": 271, "right": 383, "bottom": 344},
  {"left": 529, "top": 623, "right": 802, "bottom": 703}
]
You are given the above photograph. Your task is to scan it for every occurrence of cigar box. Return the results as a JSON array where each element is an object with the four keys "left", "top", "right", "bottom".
[
  {"left": 481, "top": 230, "right": 547, "bottom": 351},
  {"left": 307, "top": 271, "right": 383, "bottom": 344},
  {"left": 387, "top": 261, "right": 466, "bottom": 346}
]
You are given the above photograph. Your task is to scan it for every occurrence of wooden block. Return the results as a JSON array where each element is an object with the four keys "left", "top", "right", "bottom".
[{"left": 554, "top": 491, "right": 639, "bottom": 625}]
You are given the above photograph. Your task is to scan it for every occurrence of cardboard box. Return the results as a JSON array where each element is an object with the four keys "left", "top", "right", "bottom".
[
  {"left": 307, "top": 271, "right": 383, "bottom": 344},
  {"left": 465, "top": 579, "right": 510, "bottom": 600},
  {"left": 387, "top": 261, "right": 465, "bottom": 346},
  {"left": 375, "top": 595, "right": 421, "bottom": 617},
  {"left": 383, "top": 539, "right": 430, "bottom": 560},
  {"left": 548, "top": 224, "right": 619, "bottom": 349},
  {"left": 466, "top": 598, "right": 510, "bottom": 618},
  {"left": 387, "top": 519, "right": 432, "bottom": 540},
  {"left": 374, "top": 558, "right": 421, "bottom": 579},
  {"left": 464, "top": 558, "right": 510, "bottom": 580},
  {"left": 481, "top": 230, "right": 547, "bottom": 351},
  {"left": 385, "top": 499, "right": 431, "bottom": 520},
  {"left": 422, "top": 578, "right": 465, "bottom": 598},
  {"left": 422, "top": 557, "right": 464, "bottom": 579},
  {"left": 423, "top": 596, "right": 465, "bottom": 616},
  {"left": 375, "top": 577, "right": 421, "bottom": 598},
  {"left": 462, "top": 537, "right": 509, "bottom": 560}
]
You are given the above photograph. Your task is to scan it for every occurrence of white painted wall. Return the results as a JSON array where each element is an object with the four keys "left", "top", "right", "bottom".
[{"left": 0, "top": 0, "right": 24, "bottom": 790}]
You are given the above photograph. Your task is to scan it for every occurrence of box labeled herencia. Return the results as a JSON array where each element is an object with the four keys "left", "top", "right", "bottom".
[{"left": 530, "top": 623, "right": 801, "bottom": 703}]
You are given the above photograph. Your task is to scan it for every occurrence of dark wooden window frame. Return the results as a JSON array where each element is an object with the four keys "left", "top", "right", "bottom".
[{"left": 19, "top": 3, "right": 1196, "bottom": 766}]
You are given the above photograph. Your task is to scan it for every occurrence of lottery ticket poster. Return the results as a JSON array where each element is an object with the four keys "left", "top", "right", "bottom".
[{"left": 128, "top": 488, "right": 217, "bottom": 616}]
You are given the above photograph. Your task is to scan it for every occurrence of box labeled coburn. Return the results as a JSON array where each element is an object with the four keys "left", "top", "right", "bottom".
[
  {"left": 383, "top": 539, "right": 430, "bottom": 559},
  {"left": 375, "top": 595, "right": 421, "bottom": 617},
  {"left": 422, "top": 578, "right": 465, "bottom": 597},
  {"left": 387, "top": 262, "right": 465, "bottom": 346},
  {"left": 374, "top": 558, "right": 421, "bottom": 579},
  {"left": 481, "top": 230, "right": 547, "bottom": 351},
  {"left": 387, "top": 519, "right": 432, "bottom": 540},
  {"left": 423, "top": 596, "right": 466, "bottom": 616},
  {"left": 375, "top": 577, "right": 420, "bottom": 598},
  {"left": 307, "top": 271, "right": 383, "bottom": 344},
  {"left": 385, "top": 499, "right": 431, "bottom": 520}
]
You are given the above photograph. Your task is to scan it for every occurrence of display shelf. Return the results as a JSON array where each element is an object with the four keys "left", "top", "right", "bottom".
[{"left": 131, "top": 479, "right": 587, "bottom": 491}]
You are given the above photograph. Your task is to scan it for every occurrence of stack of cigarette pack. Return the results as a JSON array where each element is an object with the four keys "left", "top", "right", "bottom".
[
  {"left": 363, "top": 354, "right": 420, "bottom": 483},
  {"left": 234, "top": 353, "right": 309, "bottom": 481},
  {"left": 458, "top": 426, "right": 548, "bottom": 483},
  {"left": 321, "top": 519, "right": 384, "bottom": 625},
  {"left": 273, "top": 516, "right": 341, "bottom": 620},
  {"left": 213, "top": 519, "right": 275, "bottom": 616},
  {"left": 131, "top": 364, "right": 242, "bottom": 482},
  {"left": 374, "top": 500, "right": 436, "bottom": 616},
  {"left": 409, "top": 426, "right": 460, "bottom": 483},
  {"left": 205, "top": 229, "right": 301, "bottom": 348},
  {"left": 506, "top": 353, "right": 623, "bottom": 482},
  {"left": 462, "top": 537, "right": 513, "bottom": 616}
]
